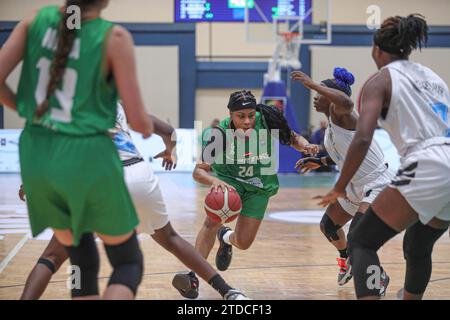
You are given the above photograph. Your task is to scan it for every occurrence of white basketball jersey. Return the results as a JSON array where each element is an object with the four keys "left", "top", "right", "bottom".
[
  {"left": 379, "top": 60, "right": 450, "bottom": 156},
  {"left": 324, "top": 113, "right": 388, "bottom": 185},
  {"left": 109, "top": 102, "right": 143, "bottom": 161},
  {"left": 110, "top": 103, "right": 159, "bottom": 191}
]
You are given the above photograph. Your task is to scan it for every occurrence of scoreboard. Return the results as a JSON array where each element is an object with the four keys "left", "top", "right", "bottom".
[{"left": 175, "top": 0, "right": 312, "bottom": 22}]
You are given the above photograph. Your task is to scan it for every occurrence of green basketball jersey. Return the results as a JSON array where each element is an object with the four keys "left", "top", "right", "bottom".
[
  {"left": 16, "top": 6, "right": 118, "bottom": 135},
  {"left": 201, "top": 112, "right": 280, "bottom": 196}
]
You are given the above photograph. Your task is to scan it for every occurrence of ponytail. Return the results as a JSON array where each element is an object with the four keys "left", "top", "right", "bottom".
[
  {"left": 35, "top": 0, "right": 99, "bottom": 118},
  {"left": 374, "top": 14, "right": 428, "bottom": 58},
  {"left": 256, "top": 104, "right": 293, "bottom": 145}
]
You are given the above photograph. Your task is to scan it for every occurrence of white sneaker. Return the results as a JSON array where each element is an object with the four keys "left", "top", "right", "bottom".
[{"left": 224, "top": 289, "right": 251, "bottom": 300}]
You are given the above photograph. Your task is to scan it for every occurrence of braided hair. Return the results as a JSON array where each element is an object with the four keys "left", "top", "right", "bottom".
[
  {"left": 373, "top": 14, "right": 428, "bottom": 59},
  {"left": 35, "top": 0, "right": 99, "bottom": 118},
  {"left": 227, "top": 90, "right": 293, "bottom": 145}
]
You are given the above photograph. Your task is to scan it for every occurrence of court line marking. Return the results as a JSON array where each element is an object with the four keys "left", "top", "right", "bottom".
[
  {"left": 429, "top": 277, "right": 450, "bottom": 283},
  {"left": 0, "top": 233, "right": 28, "bottom": 274},
  {"left": 1, "top": 260, "right": 450, "bottom": 289}
]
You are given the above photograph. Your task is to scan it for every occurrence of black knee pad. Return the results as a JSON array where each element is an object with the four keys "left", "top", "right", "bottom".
[
  {"left": 104, "top": 231, "right": 143, "bottom": 296},
  {"left": 403, "top": 222, "right": 447, "bottom": 295},
  {"left": 64, "top": 233, "right": 100, "bottom": 298},
  {"left": 347, "top": 207, "right": 397, "bottom": 253},
  {"left": 347, "top": 206, "right": 398, "bottom": 298},
  {"left": 37, "top": 257, "right": 56, "bottom": 274},
  {"left": 320, "top": 214, "right": 341, "bottom": 242},
  {"left": 403, "top": 222, "right": 446, "bottom": 260},
  {"left": 347, "top": 211, "right": 364, "bottom": 244}
]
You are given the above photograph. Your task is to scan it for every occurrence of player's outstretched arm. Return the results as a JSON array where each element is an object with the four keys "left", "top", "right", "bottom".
[
  {"left": 291, "top": 71, "right": 354, "bottom": 114},
  {"left": 290, "top": 131, "right": 320, "bottom": 156}
]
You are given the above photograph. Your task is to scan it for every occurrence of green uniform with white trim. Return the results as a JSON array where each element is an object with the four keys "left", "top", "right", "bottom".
[
  {"left": 202, "top": 112, "right": 279, "bottom": 220},
  {"left": 16, "top": 6, "right": 138, "bottom": 246}
]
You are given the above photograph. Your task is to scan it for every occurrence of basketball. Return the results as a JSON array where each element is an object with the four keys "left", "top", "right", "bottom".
[{"left": 204, "top": 188, "right": 242, "bottom": 223}]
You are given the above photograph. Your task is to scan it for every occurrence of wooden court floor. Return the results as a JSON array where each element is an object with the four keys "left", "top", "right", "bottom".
[{"left": 1, "top": 173, "right": 449, "bottom": 300}]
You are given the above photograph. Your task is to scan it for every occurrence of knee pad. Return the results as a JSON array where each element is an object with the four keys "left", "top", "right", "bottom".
[
  {"left": 403, "top": 222, "right": 447, "bottom": 295},
  {"left": 347, "top": 211, "right": 364, "bottom": 244},
  {"left": 38, "top": 257, "right": 57, "bottom": 274},
  {"left": 403, "top": 222, "right": 446, "bottom": 260},
  {"left": 347, "top": 207, "right": 398, "bottom": 298},
  {"left": 104, "top": 231, "right": 143, "bottom": 296},
  {"left": 347, "top": 206, "right": 398, "bottom": 254},
  {"left": 320, "top": 214, "right": 341, "bottom": 242},
  {"left": 65, "top": 233, "right": 100, "bottom": 297}
]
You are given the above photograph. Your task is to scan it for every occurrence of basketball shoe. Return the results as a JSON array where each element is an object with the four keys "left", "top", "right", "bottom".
[
  {"left": 224, "top": 289, "right": 251, "bottom": 300},
  {"left": 336, "top": 257, "right": 353, "bottom": 286},
  {"left": 216, "top": 226, "right": 233, "bottom": 271},
  {"left": 172, "top": 271, "right": 199, "bottom": 299},
  {"left": 379, "top": 268, "right": 390, "bottom": 297}
]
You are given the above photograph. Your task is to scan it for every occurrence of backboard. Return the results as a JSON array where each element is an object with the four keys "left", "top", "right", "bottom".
[{"left": 244, "top": 0, "right": 332, "bottom": 45}]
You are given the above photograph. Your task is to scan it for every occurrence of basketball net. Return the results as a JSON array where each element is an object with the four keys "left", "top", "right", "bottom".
[
  {"left": 279, "top": 32, "right": 302, "bottom": 69},
  {"left": 265, "top": 32, "right": 302, "bottom": 84}
]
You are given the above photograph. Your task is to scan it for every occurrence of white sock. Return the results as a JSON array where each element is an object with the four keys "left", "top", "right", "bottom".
[{"left": 222, "top": 230, "right": 234, "bottom": 245}]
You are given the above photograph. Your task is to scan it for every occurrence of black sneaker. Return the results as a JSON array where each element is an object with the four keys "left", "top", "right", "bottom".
[
  {"left": 216, "top": 226, "right": 233, "bottom": 271},
  {"left": 172, "top": 272, "right": 199, "bottom": 299}
]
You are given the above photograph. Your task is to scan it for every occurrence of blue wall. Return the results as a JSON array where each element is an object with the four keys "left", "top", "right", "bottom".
[
  {"left": 1, "top": 22, "right": 450, "bottom": 129},
  {"left": 196, "top": 25, "right": 450, "bottom": 130},
  {"left": 0, "top": 22, "right": 197, "bottom": 128}
]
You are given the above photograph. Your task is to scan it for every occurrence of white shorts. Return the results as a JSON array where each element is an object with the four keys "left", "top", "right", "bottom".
[
  {"left": 124, "top": 160, "right": 169, "bottom": 235},
  {"left": 389, "top": 144, "right": 450, "bottom": 225},
  {"left": 338, "top": 168, "right": 395, "bottom": 216}
]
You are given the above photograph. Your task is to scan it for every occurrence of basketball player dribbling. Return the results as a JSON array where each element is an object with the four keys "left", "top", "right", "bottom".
[{"left": 172, "top": 90, "right": 320, "bottom": 298}]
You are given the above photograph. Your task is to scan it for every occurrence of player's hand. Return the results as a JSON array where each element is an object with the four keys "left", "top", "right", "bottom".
[
  {"left": 313, "top": 187, "right": 347, "bottom": 207},
  {"left": 154, "top": 145, "right": 177, "bottom": 171},
  {"left": 295, "top": 157, "right": 322, "bottom": 174},
  {"left": 18, "top": 184, "right": 26, "bottom": 202},
  {"left": 304, "top": 144, "right": 320, "bottom": 156},
  {"left": 290, "top": 134, "right": 319, "bottom": 156},
  {"left": 291, "top": 71, "right": 316, "bottom": 90},
  {"left": 210, "top": 179, "right": 236, "bottom": 193}
]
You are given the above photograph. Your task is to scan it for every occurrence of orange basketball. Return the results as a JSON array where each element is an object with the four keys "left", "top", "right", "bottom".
[{"left": 204, "top": 188, "right": 241, "bottom": 223}]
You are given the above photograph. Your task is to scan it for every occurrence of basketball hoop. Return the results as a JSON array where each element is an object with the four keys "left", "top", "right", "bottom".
[
  {"left": 280, "top": 31, "right": 300, "bottom": 42},
  {"left": 279, "top": 32, "right": 302, "bottom": 69},
  {"left": 264, "top": 32, "right": 303, "bottom": 84}
]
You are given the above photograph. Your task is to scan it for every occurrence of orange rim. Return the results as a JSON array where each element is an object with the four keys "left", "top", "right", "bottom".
[{"left": 280, "top": 32, "right": 300, "bottom": 42}]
